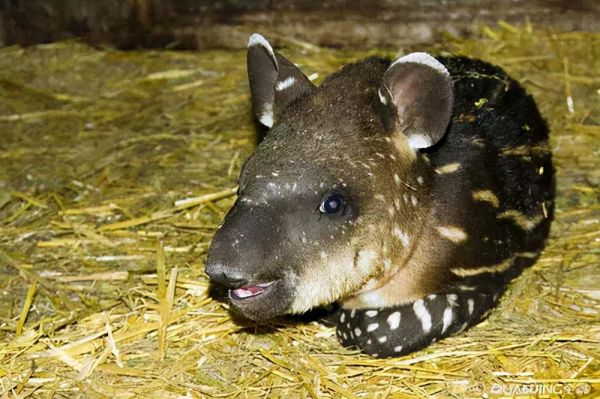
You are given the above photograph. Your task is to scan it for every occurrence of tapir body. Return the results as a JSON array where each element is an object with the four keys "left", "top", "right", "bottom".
[{"left": 205, "top": 34, "right": 554, "bottom": 357}]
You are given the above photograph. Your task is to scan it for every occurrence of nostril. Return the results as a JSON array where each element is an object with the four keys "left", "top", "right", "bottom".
[{"left": 205, "top": 264, "right": 248, "bottom": 288}]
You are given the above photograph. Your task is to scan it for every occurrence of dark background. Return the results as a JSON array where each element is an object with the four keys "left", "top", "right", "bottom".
[{"left": 0, "top": 0, "right": 598, "bottom": 50}]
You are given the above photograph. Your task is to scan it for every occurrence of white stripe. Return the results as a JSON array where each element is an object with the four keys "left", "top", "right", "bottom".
[
  {"left": 258, "top": 111, "right": 273, "bottom": 128},
  {"left": 413, "top": 299, "right": 432, "bottom": 334},
  {"left": 390, "top": 52, "right": 450, "bottom": 77},
  {"left": 387, "top": 312, "right": 401, "bottom": 330},
  {"left": 275, "top": 76, "right": 295, "bottom": 91},
  {"left": 441, "top": 307, "right": 453, "bottom": 334},
  {"left": 248, "top": 33, "right": 277, "bottom": 64}
]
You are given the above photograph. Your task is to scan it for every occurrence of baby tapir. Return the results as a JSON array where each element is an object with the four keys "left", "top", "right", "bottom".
[{"left": 205, "top": 33, "right": 554, "bottom": 357}]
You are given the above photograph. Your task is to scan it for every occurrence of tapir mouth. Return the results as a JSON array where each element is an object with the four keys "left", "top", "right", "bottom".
[{"left": 229, "top": 281, "right": 278, "bottom": 301}]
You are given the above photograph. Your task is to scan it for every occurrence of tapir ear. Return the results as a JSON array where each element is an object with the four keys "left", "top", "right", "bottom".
[
  {"left": 379, "top": 52, "right": 454, "bottom": 149},
  {"left": 247, "top": 33, "right": 315, "bottom": 128}
]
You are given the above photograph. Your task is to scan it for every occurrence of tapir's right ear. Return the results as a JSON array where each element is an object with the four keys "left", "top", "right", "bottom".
[
  {"left": 378, "top": 52, "right": 454, "bottom": 150},
  {"left": 247, "top": 33, "right": 315, "bottom": 128}
]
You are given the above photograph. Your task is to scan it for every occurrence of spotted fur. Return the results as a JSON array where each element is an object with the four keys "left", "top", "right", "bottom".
[
  {"left": 205, "top": 33, "right": 554, "bottom": 358},
  {"left": 336, "top": 291, "right": 500, "bottom": 357}
]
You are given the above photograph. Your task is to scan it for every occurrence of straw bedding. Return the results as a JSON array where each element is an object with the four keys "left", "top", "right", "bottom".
[{"left": 0, "top": 25, "right": 598, "bottom": 398}]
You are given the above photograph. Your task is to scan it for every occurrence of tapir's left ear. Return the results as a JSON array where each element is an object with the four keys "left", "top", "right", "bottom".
[
  {"left": 247, "top": 33, "right": 315, "bottom": 128},
  {"left": 379, "top": 52, "right": 454, "bottom": 150}
]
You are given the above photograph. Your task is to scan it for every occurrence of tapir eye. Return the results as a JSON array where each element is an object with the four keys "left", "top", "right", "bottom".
[{"left": 319, "top": 194, "right": 344, "bottom": 214}]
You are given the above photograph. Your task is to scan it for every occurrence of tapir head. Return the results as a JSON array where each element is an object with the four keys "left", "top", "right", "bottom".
[{"left": 205, "top": 34, "right": 454, "bottom": 321}]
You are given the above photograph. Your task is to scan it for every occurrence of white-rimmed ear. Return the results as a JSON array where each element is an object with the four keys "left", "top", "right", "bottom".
[
  {"left": 378, "top": 52, "right": 454, "bottom": 149},
  {"left": 247, "top": 33, "right": 315, "bottom": 128}
]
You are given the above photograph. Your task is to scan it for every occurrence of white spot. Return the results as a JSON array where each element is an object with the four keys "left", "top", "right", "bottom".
[
  {"left": 393, "top": 345, "right": 403, "bottom": 353},
  {"left": 392, "top": 227, "right": 410, "bottom": 247},
  {"left": 391, "top": 52, "right": 450, "bottom": 77},
  {"left": 350, "top": 309, "right": 356, "bottom": 318},
  {"left": 343, "top": 332, "right": 348, "bottom": 340},
  {"left": 340, "top": 312, "right": 345, "bottom": 323},
  {"left": 366, "top": 323, "right": 379, "bottom": 332},
  {"left": 468, "top": 299, "right": 474, "bottom": 315},
  {"left": 383, "top": 258, "right": 392, "bottom": 270},
  {"left": 441, "top": 307, "right": 453, "bottom": 334},
  {"left": 275, "top": 76, "right": 295, "bottom": 91},
  {"left": 413, "top": 299, "right": 432, "bottom": 334},
  {"left": 403, "top": 193, "right": 409, "bottom": 204},
  {"left": 458, "top": 285, "right": 476, "bottom": 291},
  {"left": 378, "top": 88, "right": 388, "bottom": 105},
  {"left": 427, "top": 294, "right": 437, "bottom": 300},
  {"left": 320, "top": 251, "right": 327, "bottom": 259},
  {"left": 367, "top": 339, "right": 372, "bottom": 344},
  {"left": 417, "top": 176, "right": 424, "bottom": 185},
  {"left": 394, "top": 174, "right": 401, "bottom": 186},
  {"left": 388, "top": 206, "right": 395, "bottom": 216},
  {"left": 411, "top": 195, "right": 418, "bottom": 206},
  {"left": 435, "top": 163, "right": 461, "bottom": 174},
  {"left": 365, "top": 310, "right": 378, "bottom": 317},
  {"left": 356, "top": 249, "right": 378, "bottom": 274},
  {"left": 387, "top": 312, "right": 401, "bottom": 330},
  {"left": 407, "top": 134, "right": 432, "bottom": 150},
  {"left": 378, "top": 336, "right": 388, "bottom": 343},
  {"left": 259, "top": 113, "right": 274, "bottom": 127},
  {"left": 354, "top": 327, "right": 362, "bottom": 337},
  {"left": 447, "top": 294, "right": 458, "bottom": 303},
  {"left": 472, "top": 190, "right": 500, "bottom": 208},
  {"left": 436, "top": 226, "right": 468, "bottom": 243},
  {"left": 271, "top": 172, "right": 279, "bottom": 177}
]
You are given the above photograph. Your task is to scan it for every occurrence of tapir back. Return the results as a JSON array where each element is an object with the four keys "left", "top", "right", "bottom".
[{"left": 429, "top": 56, "right": 554, "bottom": 287}]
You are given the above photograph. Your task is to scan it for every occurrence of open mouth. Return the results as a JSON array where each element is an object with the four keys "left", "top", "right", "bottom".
[{"left": 230, "top": 281, "right": 278, "bottom": 301}]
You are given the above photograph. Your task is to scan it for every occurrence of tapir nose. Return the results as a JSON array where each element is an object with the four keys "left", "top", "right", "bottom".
[{"left": 205, "top": 262, "right": 248, "bottom": 288}]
